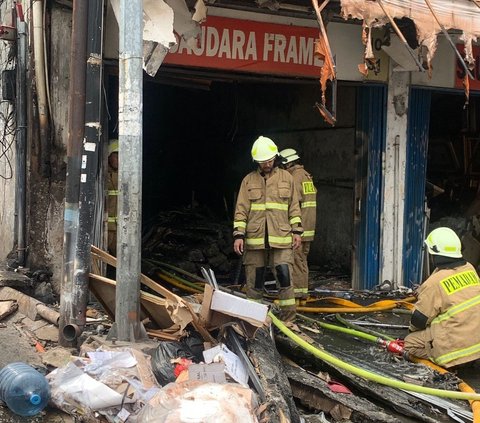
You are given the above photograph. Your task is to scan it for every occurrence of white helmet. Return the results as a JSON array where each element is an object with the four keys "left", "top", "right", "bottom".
[
  {"left": 425, "top": 227, "right": 462, "bottom": 258},
  {"left": 251, "top": 136, "right": 278, "bottom": 162},
  {"left": 279, "top": 148, "right": 300, "bottom": 164}
]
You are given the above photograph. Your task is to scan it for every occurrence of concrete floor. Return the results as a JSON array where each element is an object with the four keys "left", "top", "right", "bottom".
[{"left": 0, "top": 313, "right": 73, "bottom": 422}]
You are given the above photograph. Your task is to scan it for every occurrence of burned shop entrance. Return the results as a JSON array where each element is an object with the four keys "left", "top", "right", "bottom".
[
  {"left": 106, "top": 71, "right": 358, "bottom": 285},
  {"left": 425, "top": 92, "right": 480, "bottom": 271}
]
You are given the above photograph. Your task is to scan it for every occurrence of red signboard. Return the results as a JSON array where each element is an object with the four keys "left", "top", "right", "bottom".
[
  {"left": 164, "top": 16, "right": 323, "bottom": 78},
  {"left": 455, "top": 44, "right": 480, "bottom": 91}
]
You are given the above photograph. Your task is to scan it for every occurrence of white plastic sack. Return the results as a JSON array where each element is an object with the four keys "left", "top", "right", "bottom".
[
  {"left": 137, "top": 380, "right": 258, "bottom": 423},
  {"left": 47, "top": 362, "right": 134, "bottom": 412}
]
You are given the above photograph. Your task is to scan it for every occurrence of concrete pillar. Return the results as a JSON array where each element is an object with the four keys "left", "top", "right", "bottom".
[{"left": 380, "top": 68, "right": 410, "bottom": 287}]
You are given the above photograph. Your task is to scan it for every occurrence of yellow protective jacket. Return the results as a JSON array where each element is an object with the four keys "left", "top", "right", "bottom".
[
  {"left": 412, "top": 262, "right": 480, "bottom": 368},
  {"left": 233, "top": 166, "right": 302, "bottom": 249},
  {"left": 285, "top": 164, "right": 317, "bottom": 242},
  {"left": 107, "top": 167, "right": 118, "bottom": 231}
]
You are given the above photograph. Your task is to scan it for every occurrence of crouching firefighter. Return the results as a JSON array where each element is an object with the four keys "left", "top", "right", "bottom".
[
  {"left": 233, "top": 136, "right": 303, "bottom": 322},
  {"left": 404, "top": 227, "right": 480, "bottom": 368}
]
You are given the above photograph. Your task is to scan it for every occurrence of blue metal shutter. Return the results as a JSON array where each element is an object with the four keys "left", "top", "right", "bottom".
[
  {"left": 402, "top": 88, "right": 431, "bottom": 286},
  {"left": 355, "top": 85, "right": 387, "bottom": 289}
]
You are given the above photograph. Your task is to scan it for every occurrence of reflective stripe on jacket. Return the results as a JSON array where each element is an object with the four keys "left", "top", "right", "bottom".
[
  {"left": 107, "top": 168, "right": 118, "bottom": 231},
  {"left": 413, "top": 262, "right": 480, "bottom": 367},
  {"left": 286, "top": 164, "right": 316, "bottom": 242},
  {"left": 233, "top": 167, "right": 302, "bottom": 249}
]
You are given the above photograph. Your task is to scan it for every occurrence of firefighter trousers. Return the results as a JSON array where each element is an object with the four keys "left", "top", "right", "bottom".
[
  {"left": 292, "top": 241, "right": 311, "bottom": 298},
  {"left": 243, "top": 248, "right": 296, "bottom": 318}
]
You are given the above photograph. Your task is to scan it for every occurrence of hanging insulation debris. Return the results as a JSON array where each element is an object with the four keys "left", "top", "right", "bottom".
[
  {"left": 340, "top": 0, "right": 480, "bottom": 101},
  {"left": 312, "top": 0, "right": 337, "bottom": 126},
  {"left": 109, "top": 0, "right": 206, "bottom": 76}
]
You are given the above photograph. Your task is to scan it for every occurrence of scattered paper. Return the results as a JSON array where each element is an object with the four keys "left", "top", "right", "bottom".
[{"left": 203, "top": 344, "right": 248, "bottom": 386}]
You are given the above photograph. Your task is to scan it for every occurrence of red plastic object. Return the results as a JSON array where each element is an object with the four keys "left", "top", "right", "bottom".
[{"left": 327, "top": 381, "right": 352, "bottom": 394}]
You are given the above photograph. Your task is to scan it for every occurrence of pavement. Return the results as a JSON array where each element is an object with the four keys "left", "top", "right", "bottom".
[{"left": 0, "top": 312, "right": 74, "bottom": 422}]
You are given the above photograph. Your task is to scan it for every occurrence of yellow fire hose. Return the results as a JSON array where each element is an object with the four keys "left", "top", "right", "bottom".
[
  {"left": 270, "top": 311, "right": 480, "bottom": 401},
  {"left": 409, "top": 357, "right": 480, "bottom": 421},
  {"left": 153, "top": 271, "right": 417, "bottom": 315},
  {"left": 294, "top": 297, "right": 416, "bottom": 313},
  {"left": 147, "top": 269, "right": 480, "bottom": 420},
  {"left": 155, "top": 272, "right": 204, "bottom": 294},
  {"left": 300, "top": 313, "right": 480, "bottom": 421}
]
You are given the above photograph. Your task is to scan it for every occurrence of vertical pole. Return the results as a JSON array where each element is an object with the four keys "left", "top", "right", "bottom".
[
  {"left": 59, "top": 0, "right": 88, "bottom": 346},
  {"left": 15, "top": 14, "right": 27, "bottom": 267},
  {"left": 110, "top": 0, "right": 145, "bottom": 341},
  {"left": 60, "top": 0, "right": 105, "bottom": 344},
  {"left": 380, "top": 68, "right": 409, "bottom": 288}
]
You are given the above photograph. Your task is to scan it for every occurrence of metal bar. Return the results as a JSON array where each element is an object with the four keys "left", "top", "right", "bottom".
[
  {"left": 375, "top": 0, "right": 426, "bottom": 72},
  {"left": 311, "top": 0, "right": 335, "bottom": 75},
  {"left": 423, "top": 0, "right": 475, "bottom": 80},
  {"left": 209, "top": 268, "right": 219, "bottom": 289},
  {"left": 226, "top": 327, "right": 266, "bottom": 402},
  {"left": 201, "top": 267, "right": 213, "bottom": 286},
  {"left": 317, "top": 0, "right": 329, "bottom": 13},
  {"left": 311, "top": 0, "right": 337, "bottom": 124}
]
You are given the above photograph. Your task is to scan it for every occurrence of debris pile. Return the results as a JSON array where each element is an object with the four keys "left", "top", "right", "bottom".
[
  {"left": 142, "top": 208, "right": 236, "bottom": 280},
  {"left": 0, "top": 247, "right": 479, "bottom": 422}
]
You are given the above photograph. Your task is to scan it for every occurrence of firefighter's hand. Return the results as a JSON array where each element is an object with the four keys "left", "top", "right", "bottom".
[
  {"left": 234, "top": 238, "right": 244, "bottom": 255},
  {"left": 292, "top": 234, "right": 302, "bottom": 250}
]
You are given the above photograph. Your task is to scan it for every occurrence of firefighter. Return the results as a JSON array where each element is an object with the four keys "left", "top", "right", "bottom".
[
  {"left": 404, "top": 227, "right": 480, "bottom": 368},
  {"left": 279, "top": 148, "right": 317, "bottom": 300},
  {"left": 233, "top": 136, "right": 303, "bottom": 321},
  {"left": 107, "top": 139, "right": 119, "bottom": 256}
]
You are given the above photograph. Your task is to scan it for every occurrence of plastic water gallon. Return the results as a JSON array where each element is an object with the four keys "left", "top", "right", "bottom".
[{"left": 0, "top": 362, "right": 50, "bottom": 416}]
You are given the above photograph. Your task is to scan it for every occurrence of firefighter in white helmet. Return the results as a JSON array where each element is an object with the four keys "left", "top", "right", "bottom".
[
  {"left": 107, "top": 139, "right": 119, "bottom": 256},
  {"left": 233, "top": 136, "right": 303, "bottom": 321},
  {"left": 279, "top": 148, "right": 317, "bottom": 300},
  {"left": 404, "top": 227, "right": 480, "bottom": 368}
]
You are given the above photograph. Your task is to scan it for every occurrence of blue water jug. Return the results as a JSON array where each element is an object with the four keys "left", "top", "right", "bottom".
[{"left": 0, "top": 362, "right": 50, "bottom": 416}]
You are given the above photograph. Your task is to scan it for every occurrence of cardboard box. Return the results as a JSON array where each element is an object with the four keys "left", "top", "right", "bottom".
[
  {"left": 188, "top": 363, "right": 227, "bottom": 384},
  {"left": 200, "top": 285, "right": 269, "bottom": 337},
  {"left": 210, "top": 290, "right": 268, "bottom": 324}
]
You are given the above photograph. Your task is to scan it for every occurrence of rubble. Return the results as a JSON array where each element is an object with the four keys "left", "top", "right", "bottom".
[
  {"left": 0, "top": 250, "right": 479, "bottom": 422},
  {"left": 142, "top": 208, "right": 236, "bottom": 281}
]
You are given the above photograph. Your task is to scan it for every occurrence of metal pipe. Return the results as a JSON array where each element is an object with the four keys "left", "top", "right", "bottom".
[
  {"left": 59, "top": 0, "right": 88, "bottom": 347},
  {"left": 32, "top": 0, "right": 50, "bottom": 177},
  {"left": 109, "top": 0, "right": 145, "bottom": 341},
  {"left": 15, "top": 12, "right": 27, "bottom": 267},
  {"left": 67, "top": 0, "right": 105, "bottom": 345}
]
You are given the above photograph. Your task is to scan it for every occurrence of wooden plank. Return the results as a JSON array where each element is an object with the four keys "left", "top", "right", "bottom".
[
  {"left": 248, "top": 328, "right": 301, "bottom": 423},
  {"left": 89, "top": 273, "right": 177, "bottom": 330},
  {"left": 275, "top": 333, "right": 441, "bottom": 423},
  {"left": 0, "top": 287, "right": 40, "bottom": 320},
  {"left": 91, "top": 245, "right": 180, "bottom": 301},
  {"left": 0, "top": 300, "right": 18, "bottom": 320},
  {"left": 90, "top": 245, "right": 216, "bottom": 344},
  {"left": 283, "top": 361, "right": 403, "bottom": 422}
]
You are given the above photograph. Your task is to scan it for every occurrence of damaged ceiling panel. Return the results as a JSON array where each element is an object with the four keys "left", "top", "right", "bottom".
[
  {"left": 340, "top": 0, "right": 480, "bottom": 75},
  {"left": 109, "top": 0, "right": 206, "bottom": 76}
]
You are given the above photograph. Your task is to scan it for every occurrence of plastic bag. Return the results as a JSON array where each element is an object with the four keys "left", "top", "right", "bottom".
[
  {"left": 137, "top": 381, "right": 258, "bottom": 423},
  {"left": 151, "top": 341, "right": 197, "bottom": 386}
]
